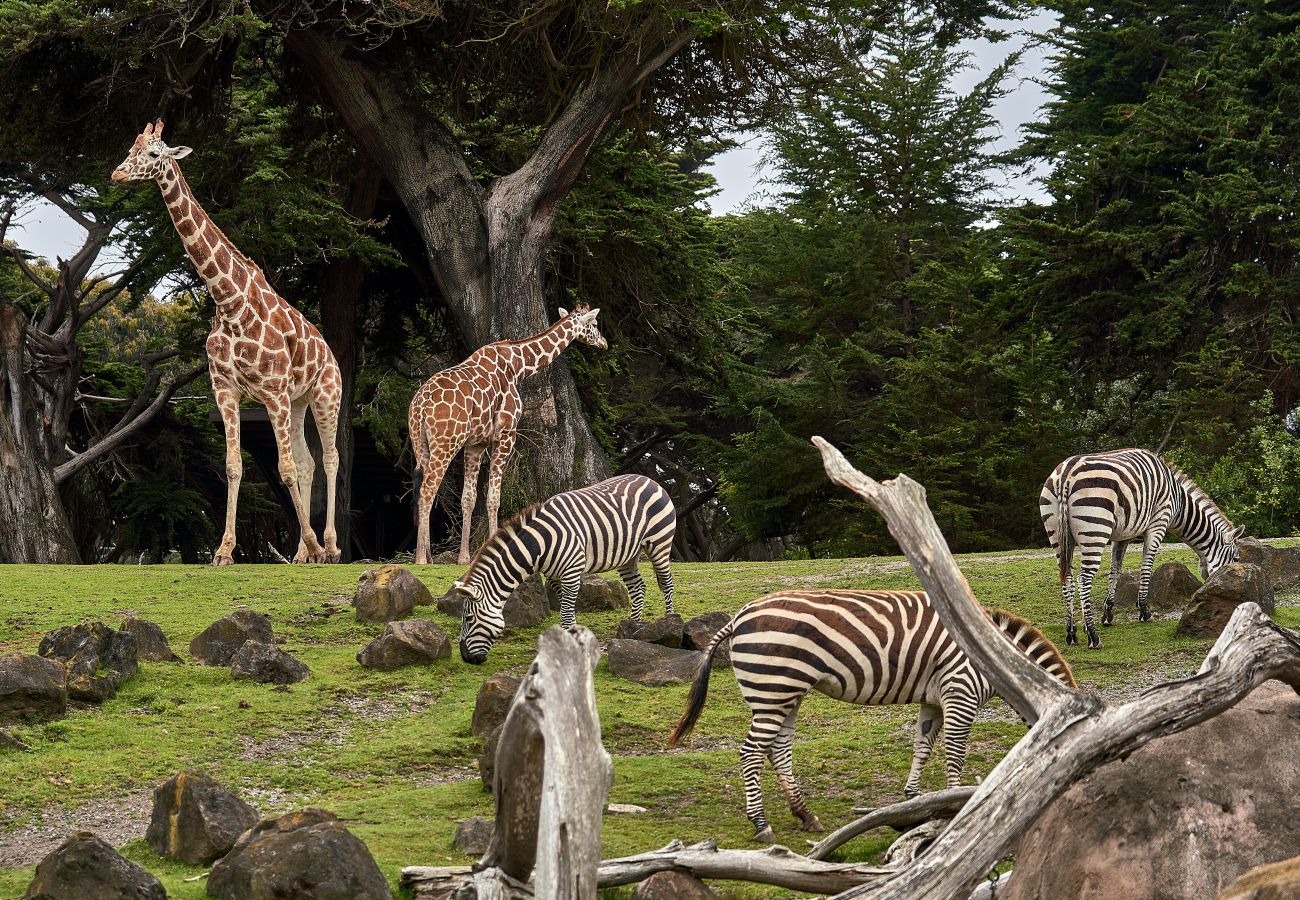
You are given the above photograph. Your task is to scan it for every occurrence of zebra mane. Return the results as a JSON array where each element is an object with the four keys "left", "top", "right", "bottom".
[
  {"left": 461, "top": 502, "right": 544, "bottom": 580},
  {"left": 988, "top": 609, "right": 1077, "bottom": 688},
  {"left": 1165, "top": 461, "right": 1235, "bottom": 529}
]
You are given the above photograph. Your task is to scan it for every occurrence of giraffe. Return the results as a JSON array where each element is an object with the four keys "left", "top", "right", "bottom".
[
  {"left": 112, "top": 120, "right": 342, "bottom": 565},
  {"left": 409, "top": 305, "right": 608, "bottom": 564}
]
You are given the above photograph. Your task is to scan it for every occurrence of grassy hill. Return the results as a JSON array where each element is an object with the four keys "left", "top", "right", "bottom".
[{"left": 1, "top": 547, "right": 1295, "bottom": 898}]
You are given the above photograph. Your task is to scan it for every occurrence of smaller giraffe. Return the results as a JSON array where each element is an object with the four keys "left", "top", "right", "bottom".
[
  {"left": 409, "top": 306, "right": 607, "bottom": 564},
  {"left": 112, "top": 121, "right": 343, "bottom": 565}
]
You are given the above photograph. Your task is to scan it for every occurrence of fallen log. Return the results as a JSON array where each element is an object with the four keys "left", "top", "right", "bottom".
[{"left": 809, "top": 786, "right": 976, "bottom": 861}]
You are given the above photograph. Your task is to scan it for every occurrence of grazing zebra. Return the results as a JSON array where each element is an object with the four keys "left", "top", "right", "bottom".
[
  {"left": 1040, "top": 448, "right": 1242, "bottom": 649},
  {"left": 449, "top": 474, "right": 676, "bottom": 664},
  {"left": 667, "top": 589, "right": 1074, "bottom": 843}
]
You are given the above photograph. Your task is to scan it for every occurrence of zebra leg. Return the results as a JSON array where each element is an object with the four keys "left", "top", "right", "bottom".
[
  {"left": 1137, "top": 524, "right": 1167, "bottom": 623},
  {"left": 648, "top": 543, "right": 676, "bottom": 618},
  {"left": 1102, "top": 539, "right": 1129, "bottom": 627},
  {"left": 939, "top": 691, "right": 978, "bottom": 787},
  {"left": 558, "top": 570, "right": 582, "bottom": 631},
  {"left": 904, "top": 703, "right": 944, "bottom": 798},
  {"left": 768, "top": 702, "right": 822, "bottom": 833},
  {"left": 741, "top": 707, "right": 792, "bottom": 843},
  {"left": 618, "top": 560, "right": 648, "bottom": 621},
  {"left": 1076, "top": 547, "right": 1104, "bottom": 649}
]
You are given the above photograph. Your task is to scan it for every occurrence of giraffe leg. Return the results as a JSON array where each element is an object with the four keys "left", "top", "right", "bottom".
[
  {"left": 458, "top": 444, "right": 487, "bottom": 564},
  {"left": 289, "top": 397, "right": 319, "bottom": 563},
  {"left": 415, "top": 452, "right": 453, "bottom": 565},
  {"left": 266, "top": 397, "right": 325, "bottom": 562},
  {"left": 618, "top": 559, "right": 647, "bottom": 621},
  {"left": 904, "top": 703, "right": 944, "bottom": 798},
  {"left": 484, "top": 427, "right": 517, "bottom": 540},
  {"left": 768, "top": 701, "right": 822, "bottom": 832},
  {"left": 311, "top": 380, "right": 342, "bottom": 563},
  {"left": 212, "top": 385, "right": 242, "bottom": 566}
]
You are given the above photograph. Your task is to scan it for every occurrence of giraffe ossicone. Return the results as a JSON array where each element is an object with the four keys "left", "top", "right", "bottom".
[
  {"left": 409, "top": 304, "right": 608, "bottom": 565},
  {"left": 113, "top": 119, "right": 343, "bottom": 566}
]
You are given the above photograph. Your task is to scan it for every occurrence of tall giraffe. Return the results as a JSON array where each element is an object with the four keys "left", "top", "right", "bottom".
[
  {"left": 409, "top": 305, "right": 607, "bottom": 564},
  {"left": 112, "top": 120, "right": 342, "bottom": 565}
]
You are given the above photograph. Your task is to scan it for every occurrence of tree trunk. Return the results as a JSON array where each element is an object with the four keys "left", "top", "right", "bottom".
[{"left": 0, "top": 303, "right": 80, "bottom": 563}]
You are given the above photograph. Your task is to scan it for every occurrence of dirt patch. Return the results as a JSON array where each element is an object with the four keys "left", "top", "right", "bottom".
[{"left": 0, "top": 789, "right": 153, "bottom": 868}]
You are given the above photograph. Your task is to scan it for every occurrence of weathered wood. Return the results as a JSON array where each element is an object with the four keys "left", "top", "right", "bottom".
[
  {"left": 809, "top": 436, "right": 1300, "bottom": 900},
  {"left": 808, "top": 786, "right": 976, "bottom": 861}
]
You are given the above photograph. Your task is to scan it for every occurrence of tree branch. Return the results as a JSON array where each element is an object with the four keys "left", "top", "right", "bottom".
[{"left": 808, "top": 787, "right": 976, "bottom": 861}]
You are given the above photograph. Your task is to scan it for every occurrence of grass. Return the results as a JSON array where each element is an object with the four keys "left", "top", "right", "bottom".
[{"left": 1, "top": 545, "right": 1296, "bottom": 899}]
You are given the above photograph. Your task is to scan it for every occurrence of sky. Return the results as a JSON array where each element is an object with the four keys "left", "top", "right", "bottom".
[{"left": 7, "top": 11, "right": 1058, "bottom": 268}]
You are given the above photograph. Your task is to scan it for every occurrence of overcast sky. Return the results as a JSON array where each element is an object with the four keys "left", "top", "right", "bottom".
[{"left": 7, "top": 11, "right": 1058, "bottom": 268}]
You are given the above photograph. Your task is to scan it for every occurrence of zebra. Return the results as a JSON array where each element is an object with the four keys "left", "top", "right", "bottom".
[
  {"left": 448, "top": 473, "right": 676, "bottom": 664},
  {"left": 667, "top": 589, "right": 1074, "bottom": 843},
  {"left": 1040, "top": 448, "right": 1243, "bottom": 649}
]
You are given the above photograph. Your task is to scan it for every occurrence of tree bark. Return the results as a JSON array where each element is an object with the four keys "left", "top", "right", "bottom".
[{"left": 0, "top": 302, "right": 80, "bottom": 563}]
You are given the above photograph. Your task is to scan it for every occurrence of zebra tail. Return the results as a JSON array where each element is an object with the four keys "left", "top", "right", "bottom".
[
  {"left": 1057, "top": 483, "right": 1073, "bottom": 584},
  {"left": 667, "top": 617, "right": 735, "bottom": 748}
]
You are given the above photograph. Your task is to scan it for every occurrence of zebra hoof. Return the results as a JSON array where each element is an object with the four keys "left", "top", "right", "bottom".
[
  {"left": 1065, "top": 631, "right": 1078, "bottom": 646},
  {"left": 1138, "top": 610, "right": 1152, "bottom": 623},
  {"left": 801, "top": 815, "right": 826, "bottom": 833},
  {"left": 1087, "top": 637, "right": 1102, "bottom": 650},
  {"left": 754, "top": 826, "right": 777, "bottom": 844}
]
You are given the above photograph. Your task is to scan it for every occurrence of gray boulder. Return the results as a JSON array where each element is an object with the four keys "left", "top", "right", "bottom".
[
  {"left": 632, "top": 871, "right": 717, "bottom": 899},
  {"left": 546, "top": 574, "right": 631, "bottom": 613},
  {"left": 207, "top": 808, "right": 392, "bottom": 900},
  {"left": 356, "top": 620, "right": 451, "bottom": 670},
  {"left": 1111, "top": 561, "right": 1203, "bottom": 616},
  {"left": 437, "top": 574, "right": 550, "bottom": 628},
  {"left": 606, "top": 639, "right": 704, "bottom": 686},
  {"left": 0, "top": 653, "right": 66, "bottom": 723},
  {"left": 1238, "top": 538, "right": 1300, "bottom": 591},
  {"left": 190, "top": 609, "right": 274, "bottom": 666},
  {"left": 473, "top": 673, "right": 522, "bottom": 791},
  {"left": 353, "top": 564, "right": 433, "bottom": 622},
  {"left": 615, "top": 615, "right": 685, "bottom": 648},
  {"left": 38, "top": 622, "right": 138, "bottom": 703},
  {"left": 1175, "top": 562, "right": 1274, "bottom": 638},
  {"left": 146, "top": 771, "right": 259, "bottom": 864},
  {"left": 229, "top": 641, "right": 309, "bottom": 685},
  {"left": 683, "top": 611, "right": 733, "bottom": 667},
  {"left": 22, "top": 832, "right": 165, "bottom": 899},
  {"left": 120, "top": 616, "right": 181, "bottom": 663},
  {"left": 1004, "top": 681, "right": 1300, "bottom": 900},
  {"left": 453, "top": 816, "right": 493, "bottom": 855}
]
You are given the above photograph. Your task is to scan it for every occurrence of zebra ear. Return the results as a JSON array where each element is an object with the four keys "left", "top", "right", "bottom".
[{"left": 1231, "top": 525, "right": 1245, "bottom": 539}]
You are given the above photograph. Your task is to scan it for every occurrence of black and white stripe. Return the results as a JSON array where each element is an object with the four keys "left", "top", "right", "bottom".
[
  {"left": 668, "top": 589, "right": 1073, "bottom": 842},
  {"left": 1040, "top": 448, "right": 1242, "bottom": 648},
  {"left": 451, "top": 474, "right": 676, "bottom": 664}
]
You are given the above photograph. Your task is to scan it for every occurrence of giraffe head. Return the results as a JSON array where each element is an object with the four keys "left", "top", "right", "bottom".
[
  {"left": 111, "top": 120, "right": 192, "bottom": 184},
  {"left": 559, "top": 304, "right": 607, "bottom": 349}
]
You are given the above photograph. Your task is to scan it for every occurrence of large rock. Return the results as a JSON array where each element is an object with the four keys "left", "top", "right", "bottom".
[
  {"left": 1175, "top": 562, "right": 1275, "bottom": 638},
  {"left": 453, "top": 816, "right": 493, "bottom": 856},
  {"left": 207, "top": 808, "right": 392, "bottom": 900},
  {"left": 1237, "top": 538, "right": 1300, "bottom": 591},
  {"left": 615, "top": 614, "right": 685, "bottom": 648},
  {"left": 229, "top": 641, "right": 309, "bottom": 685},
  {"left": 190, "top": 609, "right": 274, "bottom": 666},
  {"left": 683, "top": 611, "right": 733, "bottom": 667},
  {"left": 0, "top": 653, "right": 67, "bottom": 723},
  {"left": 38, "top": 622, "right": 138, "bottom": 703},
  {"left": 353, "top": 564, "right": 434, "bottom": 622},
  {"left": 145, "top": 771, "right": 259, "bottom": 864},
  {"left": 1, "top": 728, "right": 32, "bottom": 750},
  {"left": 1111, "top": 562, "right": 1203, "bottom": 616},
  {"left": 23, "top": 831, "right": 165, "bottom": 900},
  {"left": 546, "top": 574, "right": 631, "bottom": 613},
  {"left": 473, "top": 673, "right": 522, "bottom": 791},
  {"left": 606, "top": 639, "right": 704, "bottom": 686},
  {"left": 437, "top": 574, "right": 550, "bottom": 628},
  {"left": 356, "top": 620, "right": 451, "bottom": 670},
  {"left": 632, "top": 871, "right": 717, "bottom": 899},
  {"left": 120, "top": 617, "right": 181, "bottom": 663},
  {"left": 1219, "top": 854, "right": 1300, "bottom": 900},
  {"left": 1004, "top": 681, "right": 1300, "bottom": 900}
]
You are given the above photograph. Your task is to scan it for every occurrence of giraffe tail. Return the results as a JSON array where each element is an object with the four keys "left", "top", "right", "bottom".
[{"left": 667, "top": 616, "right": 735, "bottom": 748}]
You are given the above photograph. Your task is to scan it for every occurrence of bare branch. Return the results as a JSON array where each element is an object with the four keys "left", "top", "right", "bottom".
[{"left": 808, "top": 786, "right": 976, "bottom": 861}]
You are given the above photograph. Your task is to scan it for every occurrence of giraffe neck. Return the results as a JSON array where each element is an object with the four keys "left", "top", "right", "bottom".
[
  {"left": 155, "top": 162, "right": 260, "bottom": 322},
  {"left": 509, "top": 318, "right": 579, "bottom": 381}
]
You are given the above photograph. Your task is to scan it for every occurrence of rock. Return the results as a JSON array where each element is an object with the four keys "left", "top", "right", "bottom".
[
  {"left": 1110, "top": 562, "right": 1202, "bottom": 616},
  {"left": 437, "top": 574, "right": 550, "bottom": 629},
  {"left": 615, "top": 614, "right": 685, "bottom": 648},
  {"left": 1, "top": 728, "right": 31, "bottom": 751},
  {"left": 356, "top": 620, "right": 451, "bottom": 670},
  {"left": 22, "top": 831, "right": 165, "bottom": 899},
  {"left": 478, "top": 722, "right": 504, "bottom": 791},
  {"left": 190, "top": 609, "right": 274, "bottom": 666},
  {"left": 606, "top": 639, "right": 705, "bottom": 686},
  {"left": 207, "top": 808, "right": 392, "bottom": 900},
  {"left": 1003, "top": 681, "right": 1300, "bottom": 900},
  {"left": 353, "top": 564, "right": 434, "bottom": 622},
  {"left": 0, "top": 653, "right": 67, "bottom": 723},
  {"left": 1238, "top": 538, "right": 1300, "bottom": 591},
  {"left": 1175, "top": 562, "right": 1274, "bottom": 638},
  {"left": 429, "top": 550, "right": 460, "bottom": 565},
  {"left": 546, "top": 574, "right": 631, "bottom": 613},
  {"left": 453, "top": 816, "right": 493, "bottom": 855},
  {"left": 632, "top": 871, "right": 717, "bottom": 899},
  {"left": 607, "top": 803, "right": 649, "bottom": 814},
  {"left": 120, "top": 616, "right": 181, "bottom": 663},
  {"left": 472, "top": 674, "right": 522, "bottom": 738},
  {"left": 683, "top": 611, "right": 732, "bottom": 667},
  {"left": 145, "top": 771, "right": 259, "bottom": 864},
  {"left": 1219, "top": 854, "right": 1300, "bottom": 900},
  {"left": 38, "top": 622, "right": 138, "bottom": 703},
  {"left": 229, "top": 641, "right": 309, "bottom": 685}
]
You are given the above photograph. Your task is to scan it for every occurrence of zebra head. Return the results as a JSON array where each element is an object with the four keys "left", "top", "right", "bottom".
[
  {"left": 1200, "top": 524, "right": 1245, "bottom": 580},
  {"left": 452, "top": 579, "right": 505, "bottom": 665}
]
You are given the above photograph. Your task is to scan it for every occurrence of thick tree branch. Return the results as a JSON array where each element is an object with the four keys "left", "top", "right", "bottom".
[{"left": 808, "top": 787, "right": 976, "bottom": 861}]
